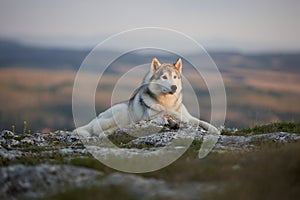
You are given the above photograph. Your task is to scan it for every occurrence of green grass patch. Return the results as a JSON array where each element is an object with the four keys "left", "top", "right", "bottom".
[
  {"left": 0, "top": 152, "right": 67, "bottom": 166},
  {"left": 69, "top": 157, "right": 116, "bottom": 174},
  {"left": 222, "top": 122, "right": 300, "bottom": 136},
  {"left": 107, "top": 131, "right": 137, "bottom": 147}
]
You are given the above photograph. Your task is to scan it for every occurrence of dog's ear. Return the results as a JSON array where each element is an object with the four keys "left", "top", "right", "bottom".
[
  {"left": 151, "top": 58, "right": 161, "bottom": 73},
  {"left": 174, "top": 58, "right": 182, "bottom": 73}
]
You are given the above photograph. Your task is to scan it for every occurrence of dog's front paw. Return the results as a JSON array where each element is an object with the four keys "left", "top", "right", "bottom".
[{"left": 73, "top": 128, "right": 91, "bottom": 138}]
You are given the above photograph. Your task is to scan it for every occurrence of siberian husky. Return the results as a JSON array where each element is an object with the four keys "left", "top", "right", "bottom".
[{"left": 74, "top": 58, "right": 219, "bottom": 137}]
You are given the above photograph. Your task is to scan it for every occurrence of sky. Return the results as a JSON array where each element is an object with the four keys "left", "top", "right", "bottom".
[{"left": 0, "top": 0, "right": 299, "bottom": 52}]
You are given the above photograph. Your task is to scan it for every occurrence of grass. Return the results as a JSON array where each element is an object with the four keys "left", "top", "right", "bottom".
[
  {"left": 142, "top": 139, "right": 239, "bottom": 182},
  {"left": 222, "top": 122, "right": 300, "bottom": 136},
  {"left": 107, "top": 131, "right": 137, "bottom": 148},
  {"left": 45, "top": 185, "right": 136, "bottom": 200},
  {"left": 69, "top": 157, "right": 116, "bottom": 174},
  {"left": 0, "top": 151, "right": 66, "bottom": 166},
  {"left": 205, "top": 143, "right": 300, "bottom": 200},
  {"left": 43, "top": 136, "right": 300, "bottom": 200}
]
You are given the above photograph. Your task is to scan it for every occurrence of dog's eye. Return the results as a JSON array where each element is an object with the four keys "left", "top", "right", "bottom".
[
  {"left": 162, "top": 75, "right": 167, "bottom": 79},
  {"left": 174, "top": 76, "right": 177, "bottom": 79}
]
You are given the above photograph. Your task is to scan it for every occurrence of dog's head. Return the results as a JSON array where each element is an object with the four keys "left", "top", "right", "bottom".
[{"left": 148, "top": 58, "right": 182, "bottom": 95}]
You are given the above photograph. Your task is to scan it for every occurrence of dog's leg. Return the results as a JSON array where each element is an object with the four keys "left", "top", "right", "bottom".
[
  {"left": 87, "top": 103, "right": 130, "bottom": 135},
  {"left": 179, "top": 105, "right": 220, "bottom": 135},
  {"left": 179, "top": 105, "right": 221, "bottom": 159},
  {"left": 73, "top": 122, "right": 94, "bottom": 137}
]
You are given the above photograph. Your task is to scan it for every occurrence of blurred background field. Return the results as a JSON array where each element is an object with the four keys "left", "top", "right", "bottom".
[
  {"left": 0, "top": 39, "right": 299, "bottom": 132},
  {"left": 0, "top": 0, "right": 299, "bottom": 132}
]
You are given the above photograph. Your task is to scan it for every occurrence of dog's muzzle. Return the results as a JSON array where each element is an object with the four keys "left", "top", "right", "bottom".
[{"left": 169, "top": 85, "right": 177, "bottom": 94}]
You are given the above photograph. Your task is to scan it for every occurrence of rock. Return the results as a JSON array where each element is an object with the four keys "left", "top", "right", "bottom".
[
  {"left": 0, "top": 164, "right": 218, "bottom": 200},
  {"left": 213, "top": 132, "right": 300, "bottom": 152},
  {"left": 0, "top": 129, "right": 88, "bottom": 167},
  {"left": 0, "top": 164, "right": 102, "bottom": 200},
  {"left": 107, "top": 115, "right": 207, "bottom": 148},
  {"left": 129, "top": 132, "right": 177, "bottom": 147},
  {"left": 20, "top": 137, "right": 35, "bottom": 145},
  {"left": 100, "top": 173, "right": 218, "bottom": 200},
  {"left": 59, "top": 146, "right": 87, "bottom": 155},
  {"left": 0, "top": 130, "right": 15, "bottom": 138},
  {"left": 0, "top": 145, "right": 23, "bottom": 160}
]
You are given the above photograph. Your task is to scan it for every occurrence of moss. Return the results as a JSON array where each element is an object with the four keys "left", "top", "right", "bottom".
[
  {"left": 107, "top": 131, "right": 137, "bottom": 147},
  {"left": 19, "top": 146, "right": 48, "bottom": 152},
  {"left": 0, "top": 152, "right": 67, "bottom": 166},
  {"left": 69, "top": 157, "right": 115, "bottom": 174},
  {"left": 222, "top": 122, "right": 300, "bottom": 136},
  {"left": 180, "top": 139, "right": 203, "bottom": 158},
  {"left": 12, "top": 133, "right": 33, "bottom": 141},
  {"left": 0, "top": 146, "right": 87, "bottom": 167},
  {"left": 106, "top": 130, "right": 159, "bottom": 149},
  {"left": 120, "top": 143, "right": 154, "bottom": 149},
  {"left": 248, "top": 122, "right": 300, "bottom": 134}
]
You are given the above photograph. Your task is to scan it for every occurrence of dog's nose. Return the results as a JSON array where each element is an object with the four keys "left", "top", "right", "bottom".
[{"left": 171, "top": 85, "right": 177, "bottom": 92}]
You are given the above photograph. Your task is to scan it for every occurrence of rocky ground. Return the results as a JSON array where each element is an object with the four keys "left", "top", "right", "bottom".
[{"left": 1, "top": 116, "right": 300, "bottom": 200}]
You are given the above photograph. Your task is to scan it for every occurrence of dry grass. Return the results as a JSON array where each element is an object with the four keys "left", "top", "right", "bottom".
[
  {"left": 44, "top": 140, "right": 300, "bottom": 200},
  {"left": 207, "top": 143, "right": 300, "bottom": 200}
]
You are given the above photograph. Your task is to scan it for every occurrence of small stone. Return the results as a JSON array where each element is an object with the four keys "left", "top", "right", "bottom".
[
  {"left": 21, "top": 137, "right": 34, "bottom": 145},
  {"left": 1, "top": 130, "right": 14, "bottom": 138},
  {"left": 9, "top": 139, "right": 20, "bottom": 146}
]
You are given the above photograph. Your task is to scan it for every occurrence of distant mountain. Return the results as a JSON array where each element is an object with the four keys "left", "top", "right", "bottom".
[
  {"left": 0, "top": 39, "right": 89, "bottom": 70},
  {"left": 0, "top": 38, "right": 299, "bottom": 73},
  {"left": 210, "top": 52, "right": 300, "bottom": 72}
]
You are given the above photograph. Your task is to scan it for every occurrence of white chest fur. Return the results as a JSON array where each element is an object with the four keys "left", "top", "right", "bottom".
[{"left": 156, "top": 94, "right": 179, "bottom": 110}]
